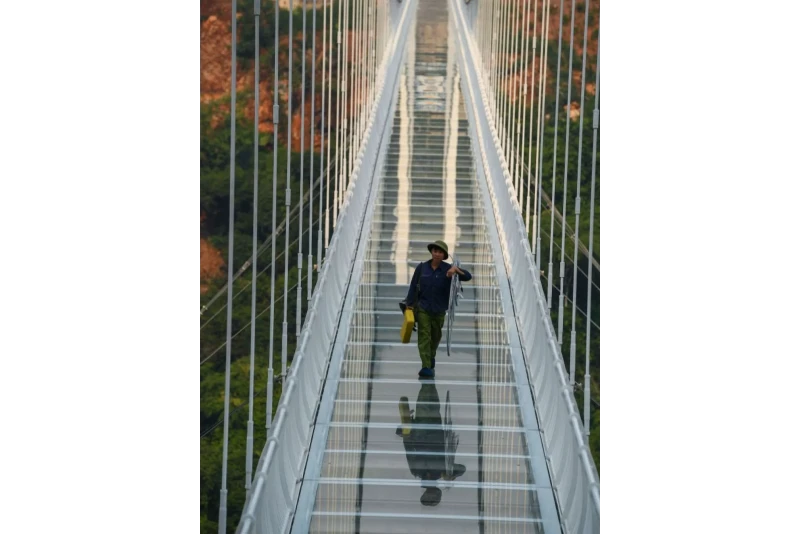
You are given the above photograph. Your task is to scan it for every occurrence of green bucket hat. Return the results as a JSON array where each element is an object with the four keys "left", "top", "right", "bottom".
[{"left": 427, "top": 240, "right": 449, "bottom": 259}]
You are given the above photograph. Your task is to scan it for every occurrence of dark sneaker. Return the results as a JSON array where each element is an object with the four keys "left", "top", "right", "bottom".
[{"left": 418, "top": 367, "right": 434, "bottom": 378}]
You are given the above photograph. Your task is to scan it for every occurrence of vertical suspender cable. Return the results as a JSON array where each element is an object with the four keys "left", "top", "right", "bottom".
[
  {"left": 333, "top": 0, "right": 344, "bottom": 226},
  {"left": 282, "top": 0, "right": 295, "bottom": 379},
  {"left": 520, "top": 0, "right": 544, "bottom": 237},
  {"left": 546, "top": 0, "right": 565, "bottom": 309},
  {"left": 538, "top": 0, "right": 548, "bottom": 236},
  {"left": 245, "top": 0, "right": 261, "bottom": 497},
  {"left": 583, "top": 19, "right": 600, "bottom": 438},
  {"left": 324, "top": 0, "right": 335, "bottom": 251},
  {"left": 218, "top": 0, "right": 237, "bottom": 531},
  {"left": 565, "top": 0, "right": 592, "bottom": 387},
  {"left": 504, "top": 0, "right": 520, "bottom": 192},
  {"left": 297, "top": 0, "right": 307, "bottom": 337},
  {"left": 308, "top": 0, "right": 317, "bottom": 301},
  {"left": 514, "top": 0, "right": 536, "bottom": 208},
  {"left": 267, "top": 0, "right": 280, "bottom": 429},
  {"left": 317, "top": 0, "right": 327, "bottom": 269},
  {"left": 557, "top": 0, "right": 576, "bottom": 348}
]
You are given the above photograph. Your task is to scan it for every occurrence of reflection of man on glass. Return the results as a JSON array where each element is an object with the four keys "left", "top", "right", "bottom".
[{"left": 397, "top": 382, "right": 466, "bottom": 506}]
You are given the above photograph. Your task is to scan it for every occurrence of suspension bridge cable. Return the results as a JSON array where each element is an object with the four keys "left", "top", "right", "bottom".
[
  {"left": 353, "top": 0, "right": 363, "bottom": 179},
  {"left": 539, "top": 263, "right": 600, "bottom": 332},
  {"left": 297, "top": 0, "right": 307, "bottom": 338},
  {"left": 341, "top": 0, "right": 350, "bottom": 215},
  {"left": 324, "top": 0, "right": 334, "bottom": 252},
  {"left": 558, "top": 0, "right": 577, "bottom": 350},
  {"left": 519, "top": 0, "right": 534, "bottom": 216},
  {"left": 308, "top": 0, "right": 317, "bottom": 302},
  {"left": 512, "top": 0, "right": 524, "bottom": 197},
  {"left": 571, "top": 377, "right": 600, "bottom": 409},
  {"left": 365, "top": 0, "right": 373, "bottom": 140},
  {"left": 490, "top": 0, "right": 499, "bottom": 124},
  {"left": 503, "top": 1, "right": 520, "bottom": 197},
  {"left": 267, "top": 0, "right": 281, "bottom": 434},
  {"left": 345, "top": 0, "right": 352, "bottom": 197},
  {"left": 319, "top": 0, "right": 329, "bottom": 265},
  {"left": 497, "top": 0, "right": 509, "bottom": 129},
  {"left": 534, "top": 0, "right": 551, "bottom": 269},
  {"left": 201, "top": 368, "right": 306, "bottom": 439},
  {"left": 526, "top": 0, "right": 545, "bottom": 237},
  {"left": 539, "top": 229, "right": 600, "bottom": 301},
  {"left": 515, "top": 156, "right": 601, "bottom": 272},
  {"left": 499, "top": 0, "right": 512, "bottom": 174},
  {"left": 200, "top": 232, "right": 305, "bottom": 336},
  {"left": 200, "top": 279, "right": 302, "bottom": 366},
  {"left": 202, "top": 382, "right": 267, "bottom": 439},
  {"left": 200, "top": 161, "right": 330, "bottom": 318},
  {"left": 547, "top": 0, "right": 566, "bottom": 309},
  {"left": 527, "top": 160, "right": 600, "bottom": 271},
  {"left": 585, "top": 41, "right": 599, "bottom": 440},
  {"left": 200, "top": 166, "right": 332, "bottom": 332},
  {"left": 352, "top": 0, "right": 359, "bottom": 193},
  {"left": 569, "top": 0, "right": 591, "bottom": 387},
  {"left": 333, "top": 0, "right": 343, "bottom": 227},
  {"left": 493, "top": 1, "right": 508, "bottom": 127},
  {"left": 218, "top": 0, "right": 237, "bottom": 530},
  {"left": 281, "top": 0, "right": 295, "bottom": 382},
  {"left": 244, "top": 0, "right": 260, "bottom": 497}
]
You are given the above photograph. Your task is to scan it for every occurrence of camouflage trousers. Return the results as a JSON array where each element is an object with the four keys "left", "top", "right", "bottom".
[{"left": 416, "top": 309, "right": 446, "bottom": 369}]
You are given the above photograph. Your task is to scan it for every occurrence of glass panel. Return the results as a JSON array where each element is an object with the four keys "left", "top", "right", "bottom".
[{"left": 307, "top": 0, "right": 554, "bottom": 530}]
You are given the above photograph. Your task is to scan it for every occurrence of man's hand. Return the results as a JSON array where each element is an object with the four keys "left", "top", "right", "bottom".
[{"left": 446, "top": 266, "right": 462, "bottom": 278}]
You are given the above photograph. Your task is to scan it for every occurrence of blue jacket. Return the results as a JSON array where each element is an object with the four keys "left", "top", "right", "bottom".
[{"left": 406, "top": 260, "right": 473, "bottom": 314}]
